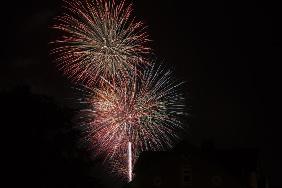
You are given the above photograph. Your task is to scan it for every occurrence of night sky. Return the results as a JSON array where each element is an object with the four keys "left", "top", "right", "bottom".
[{"left": 2, "top": 0, "right": 281, "bottom": 187}]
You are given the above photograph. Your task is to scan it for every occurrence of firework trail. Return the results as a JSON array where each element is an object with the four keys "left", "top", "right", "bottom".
[
  {"left": 51, "top": 0, "right": 151, "bottom": 86},
  {"left": 78, "top": 64, "right": 186, "bottom": 179}
]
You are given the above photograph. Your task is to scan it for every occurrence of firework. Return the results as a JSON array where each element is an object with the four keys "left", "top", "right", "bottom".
[
  {"left": 50, "top": 0, "right": 151, "bottom": 86},
  {"left": 78, "top": 64, "right": 186, "bottom": 179}
]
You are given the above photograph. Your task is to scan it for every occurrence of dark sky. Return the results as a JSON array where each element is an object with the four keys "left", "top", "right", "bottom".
[{"left": 1, "top": 0, "right": 281, "bottom": 187}]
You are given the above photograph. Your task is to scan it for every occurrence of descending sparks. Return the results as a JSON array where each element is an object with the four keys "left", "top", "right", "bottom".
[
  {"left": 78, "top": 64, "right": 186, "bottom": 178},
  {"left": 51, "top": 0, "right": 151, "bottom": 86}
]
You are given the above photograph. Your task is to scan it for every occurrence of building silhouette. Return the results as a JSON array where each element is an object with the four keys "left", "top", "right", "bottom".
[{"left": 127, "top": 142, "right": 268, "bottom": 188}]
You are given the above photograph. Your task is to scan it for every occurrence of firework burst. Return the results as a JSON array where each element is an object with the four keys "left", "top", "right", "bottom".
[
  {"left": 78, "top": 64, "right": 186, "bottom": 178},
  {"left": 51, "top": 0, "right": 151, "bottom": 86}
]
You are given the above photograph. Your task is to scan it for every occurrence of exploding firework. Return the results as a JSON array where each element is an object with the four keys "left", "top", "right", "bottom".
[
  {"left": 78, "top": 64, "right": 186, "bottom": 179},
  {"left": 50, "top": 0, "right": 151, "bottom": 86}
]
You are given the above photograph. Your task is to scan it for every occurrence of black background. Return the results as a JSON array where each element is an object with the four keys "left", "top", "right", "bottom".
[{"left": 1, "top": 0, "right": 281, "bottom": 187}]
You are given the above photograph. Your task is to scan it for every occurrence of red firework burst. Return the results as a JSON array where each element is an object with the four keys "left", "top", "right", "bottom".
[
  {"left": 50, "top": 0, "right": 151, "bottom": 86},
  {"left": 78, "top": 64, "right": 186, "bottom": 179}
]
